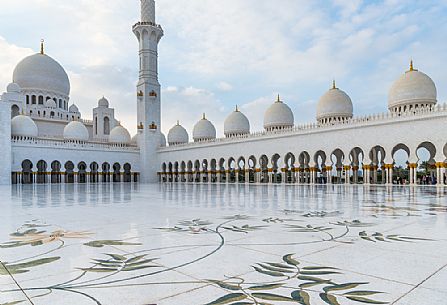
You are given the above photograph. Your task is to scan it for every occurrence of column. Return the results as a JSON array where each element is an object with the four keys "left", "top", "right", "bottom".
[
  {"left": 363, "top": 165, "right": 370, "bottom": 185},
  {"left": 344, "top": 165, "right": 351, "bottom": 185},
  {"left": 245, "top": 169, "right": 249, "bottom": 184},
  {"left": 436, "top": 162, "right": 444, "bottom": 186},
  {"left": 325, "top": 166, "right": 332, "bottom": 184}
]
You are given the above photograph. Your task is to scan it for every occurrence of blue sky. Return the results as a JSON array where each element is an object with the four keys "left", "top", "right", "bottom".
[{"left": 1, "top": 0, "right": 447, "bottom": 139}]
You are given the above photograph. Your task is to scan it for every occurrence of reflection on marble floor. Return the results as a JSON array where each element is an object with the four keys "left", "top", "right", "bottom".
[{"left": 0, "top": 184, "right": 446, "bottom": 305}]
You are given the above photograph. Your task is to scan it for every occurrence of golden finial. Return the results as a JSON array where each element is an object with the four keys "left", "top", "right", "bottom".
[
  {"left": 202, "top": 113, "right": 206, "bottom": 120},
  {"left": 332, "top": 79, "right": 337, "bottom": 90},
  {"left": 276, "top": 94, "right": 281, "bottom": 103},
  {"left": 40, "top": 39, "right": 44, "bottom": 55},
  {"left": 410, "top": 59, "right": 414, "bottom": 71},
  {"left": 235, "top": 105, "right": 239, "bottom": 112}
]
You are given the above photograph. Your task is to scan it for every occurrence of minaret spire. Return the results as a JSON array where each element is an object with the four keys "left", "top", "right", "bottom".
[{"left": 140, "top": 0, "right": 156, "bottom": 23}]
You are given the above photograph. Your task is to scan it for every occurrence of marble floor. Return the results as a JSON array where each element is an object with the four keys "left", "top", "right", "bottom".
[{"left": 0, "top": 183, "right": 446, "bottom": 305}]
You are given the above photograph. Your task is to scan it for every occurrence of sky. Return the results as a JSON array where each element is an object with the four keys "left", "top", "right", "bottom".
[{"left": 1, "top": 0, "right": 447, "bottom": 140}]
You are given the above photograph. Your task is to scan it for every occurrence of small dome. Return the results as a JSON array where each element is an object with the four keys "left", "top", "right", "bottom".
[
  {"left": 317, "top": 82, "right": 353, "bottom": 122},
  {"left": 11, "top": 115, "right": 38, "bottom": 138},
  {"left": 193, "top": 114, "right": 216, "bottom": 142},
  {"left": 224, "top": 106, "right": 250, "bottom": 137},
  {"left": 109, "top": 125, "right": 131, "bottom": 144},
  {"left": 45, "top": 99, "right": 57, "bottom": 108},
  {"left": 388, "top": 62, "right": 437, "bottom": 111},
  {"left": 63, "top": 121, "right": 89, "bottom": 141},
  {"left": 168, "top": 122, "right": 189, "bottom": 145},
  {"left": 13, "top": 53, "right": 70, "bottom": 96},
  {"left": 69, "top": 104, "right": 79, "bottom": 113},
  {"left": 7, "top": 83, "right": 21, "bottom": 93},
  {"left": 160, "top": 132, "right": 167, "bottom": 147},
  {"left": 98, "top": 96, "right": 109, "bottom": 108},
  {"left": 264, "top": 95, "right": 294, "bottom": 131}
]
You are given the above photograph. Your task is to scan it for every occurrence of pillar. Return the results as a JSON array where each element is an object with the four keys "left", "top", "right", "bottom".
[
  {"left": 245, "top": 169, "right": 249, "bottom": 184},
  {"left": 325, "top": 166, "right": 332, "bottom": 184},
  {"left": 344, "top": 165, "right": 351, "bottom": 185},
  {"left": 409, "top": 163, "right": 417, "bottom": 185},
  {"left": 436, "top": 162, "right": 444, "bottom": 186}
]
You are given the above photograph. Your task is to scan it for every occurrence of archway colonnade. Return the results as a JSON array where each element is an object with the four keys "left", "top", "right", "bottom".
[
  {"left": 159, "top": 142, "right": 447, "bottom": 186},
  {"left": 13, "top": 160, "right": 139, "bottom": 184}
]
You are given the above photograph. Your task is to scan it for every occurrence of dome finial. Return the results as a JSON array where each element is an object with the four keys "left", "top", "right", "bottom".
[
  {"left": 202, "top": 113, "right": 206, "bottom": 120},
  {"left": 276, "top": 94, "right": 281, "bottom": 103},
  {"left": 235, "top": 105, "right": 239, "bottom": 112},
  {"left": 332, "top": 79, "right": 337, "bottom": 90},
  {"left": 176, "top": 120, "right": 180, "bottom": 125},
  {"left": 40, "top": 39, "right": 44, "bottom": 55},
  {"left": 410, "top": 59, "right": 414, "bottom": 71}
]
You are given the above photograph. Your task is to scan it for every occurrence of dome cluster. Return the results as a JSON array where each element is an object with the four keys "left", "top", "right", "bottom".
[{"left": 165, "top": 61, "right": 437, "bottom": 146}]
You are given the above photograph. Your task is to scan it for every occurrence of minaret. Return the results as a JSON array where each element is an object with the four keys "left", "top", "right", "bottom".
[{"left": 133, "top": 0, "right": 164, "bottom": 183}]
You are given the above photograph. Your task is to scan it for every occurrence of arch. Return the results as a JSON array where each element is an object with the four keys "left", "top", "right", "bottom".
[
  {"left": 21, "top": 159, "right": 33, "bottom": 184},
  {"left": 237, "top": 157, "right": 246, "bottom": 183},
  {"left": 90, "top": 162, "right": 99, "bottom": 183},
  {"left": 417, "top": 142, "right": 437, "bottom": 185},
  {"left": 314, "top": 150, "right": 327, "bottom": 184},
  {"left": 330, "top": 149, "right": 345, "bottom": 184},
  {"left": 298, "top": 151, "right": 311, "bottom": 184},
  {"left": 218, "top": 158, "right": 226, "bottom": 182},
  {"left": 51, "top": 161, "right": 61, "bottom": 183},
  {"left": 36, "top": 160, "right": 47, "bottom": 184},
  {"left": 11, "top": 104, "right": 19, "bottom": 118},
  {"left": 202, "top": 159, "right": 209, "bottom": 183},
  {"left": 259, "top": 155, "right": 269, "bottom": 183},
  {"left": 65, "top": 161, "right": 75, "bottom": 183},
  {"left": 271, "top": 153, "right": 281, "bottom": 183},
  {"left": 187, "top": 160, "right": 193, "bottom": 182},
  {"left": 123, "top": 163, "right": 132, "bottom": 182},
  {"left": 391, "top": 143, "right": 410, "bottom": 185},
  {"left": 112, "top": 163, "right": 121, "bottom": 183},
  {"left": 78, "top": 162, "right": 87, "bottom": 183},
  {"left": 210, "top": 159, "right": 217, "bottom": 183},
  {"left": 349, "top": 147, "right": 364, "bottom": 184},
  {"left": 248, "top": 155, "right": 257, "bottom": 183},
  {"left": 102, "top": 162, "right": 110, "bottom": 183},
  {"left": 194, "top": 160, "right": 201, "bottom": 182},
  {"left": 104, "top": 117, "right": 110, "bottom": 135},
  {"left": 180, "top": 161, "right": 187, "bottom": 182},
  {"left": 228, "top": 157, "right": 236, "bottom": 183}
]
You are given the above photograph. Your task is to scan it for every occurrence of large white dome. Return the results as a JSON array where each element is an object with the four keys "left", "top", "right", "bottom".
[
  {"left": 224, "top": 107, "right": 250, "bottom": 137},
  {"left": 193, "top": 114, "right": 216, "bottom": 142},
  {"left": 264, "top": 96, "right": 294, "bottom": 131},
  {"left": 13, "top": 53, "right": 70, "bottom": 96},
  {"left": 317, "top": 83, "right": 353, "bottom": 123},
  {"left": 109, "top": 125, "right": 131, "bottom": 144},
  {"left": 168, "top": 122, "right": 189, "bottom": 145},
  {"left": 11, "top": 115, "right": 38, "bottom": 138},
  {"left": 388, "top": 62, "right": 437, "bottom": 111},
  {"left": 63, "top": 121, "right": 89, "bottom": 141}
]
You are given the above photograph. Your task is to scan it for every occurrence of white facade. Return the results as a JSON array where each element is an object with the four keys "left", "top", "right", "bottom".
[{"left": 1, "top": 0, "right": 447, "bottom": 187}]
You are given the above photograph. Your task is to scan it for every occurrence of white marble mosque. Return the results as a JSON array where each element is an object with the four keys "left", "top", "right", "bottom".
[
  {"left": 0, "top": 0, "right": 447, "bottom": 187},
  {"left": 1, "top": 1, "right": 447, "bottom": 305}
]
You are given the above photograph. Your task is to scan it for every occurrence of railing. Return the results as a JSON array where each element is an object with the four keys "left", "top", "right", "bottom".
[
  {"left": 12, "top": 136, "right": 139, "bottom": 152},
  {"left": 160, "top": 103, "right": 447, "bottom": 151}
]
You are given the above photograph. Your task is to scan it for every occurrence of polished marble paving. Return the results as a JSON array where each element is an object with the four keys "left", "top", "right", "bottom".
[{"left": 0, "top": 183, "right": 446, "bottom": 305}]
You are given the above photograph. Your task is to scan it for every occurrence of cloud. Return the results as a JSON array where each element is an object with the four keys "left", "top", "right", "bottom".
[{"left": 217, "top": 81, "right": 233, "bottom": 92}]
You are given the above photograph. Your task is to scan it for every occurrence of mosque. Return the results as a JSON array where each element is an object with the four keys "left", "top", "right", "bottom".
[{"left": 1, "top": 0, "right": 446, "bottom": 186}]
